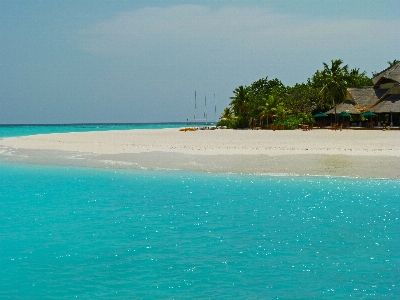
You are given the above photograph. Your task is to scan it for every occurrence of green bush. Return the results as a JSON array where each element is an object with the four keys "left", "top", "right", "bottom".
[
  {"left": 297, "top": 112, "right": 315, "bottom": 125},
  {"left": 218, "top": 113, "right": 315, "bottom": 130},
  {"left": 272, "top": 113, "right": 314, "bottom": 130},
  {"left": 235, "top": 116, "right": 249, "bottom": 129},
  {"left": 217, "top": 116, "right": 249, "bottom": 129},
  {"left": 216, "top": 119, "right": 236, "bottom": 128}
]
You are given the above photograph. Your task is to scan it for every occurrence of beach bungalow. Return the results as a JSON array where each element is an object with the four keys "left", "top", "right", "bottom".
[{"left": 326, "top": 62, "right": 400, "bottom": 127}]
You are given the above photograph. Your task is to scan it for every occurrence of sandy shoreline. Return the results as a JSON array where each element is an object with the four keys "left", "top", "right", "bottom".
[{"left": 0, "top": 128, "right": 399, "bottom": 178}]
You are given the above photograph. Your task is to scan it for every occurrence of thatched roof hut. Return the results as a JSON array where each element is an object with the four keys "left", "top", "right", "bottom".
[
  {"left": 372, "top": 62, "right": 400, "bottom": 87},
  {"left": 371, "top": 94, "right": 400, "bottom": 113},
  {"left": 325, "top": 99, "right": 360, "bottom": 114},
  {"left": 370, "top": 84, "right": 400, "bottom": 113},
  {"left": 326, "top": 87, "right": 386, "bottom": 114},
  {"left": 348, "top": 87, "right": 387, "bottom": 110},
  {"left": 326, "top": 62, "right": 400, "bottom": 117}
]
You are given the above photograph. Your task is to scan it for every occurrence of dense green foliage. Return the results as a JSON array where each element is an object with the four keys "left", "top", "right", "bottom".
[
  {"left": 219, "top": 59, "right": 377, "bottom": 129},
  {"left": 272, "top": 113, "right": 315, "bottom": 130},
  {"left": 216, "top": 118, "right": 237, "bottom": 129}
]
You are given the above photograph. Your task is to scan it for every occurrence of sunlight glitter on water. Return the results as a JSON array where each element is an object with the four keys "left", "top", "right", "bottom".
[{"left": 1, "top": 164, "right": 399, "bottom": 299}]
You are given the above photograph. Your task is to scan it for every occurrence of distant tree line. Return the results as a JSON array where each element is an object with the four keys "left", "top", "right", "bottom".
[{"left": 218, "top": 59, "right": 396, "bottom": 129}]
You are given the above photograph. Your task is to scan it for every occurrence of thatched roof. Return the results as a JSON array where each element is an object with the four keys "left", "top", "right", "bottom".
[
  {"left": 369, "top": 83, "right": 400, "bottom": 113},
  {"left": 326, "top": 64, "right": 400, "bottom": 115},
  {"left": 347, "top": 87, "right": 387, "bottom": 110},
  {"left": 370, "top": 94, "right": 400, "bottom": 113},
  {"left": 326, "top": 87, "right": 386, "bottom": 114},
  {"left": 372, "top": 62, "right": 400, "bottom": 86},
  {"left": 325, "top": 99, "right": 360, "bottom": 114}
]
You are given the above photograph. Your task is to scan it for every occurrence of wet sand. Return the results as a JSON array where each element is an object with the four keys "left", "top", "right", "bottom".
[{"left": 0, "top": 128, "right": 399, "bottom": 178}]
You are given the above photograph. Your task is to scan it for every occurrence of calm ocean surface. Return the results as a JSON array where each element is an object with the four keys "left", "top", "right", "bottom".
[
  {"left": 1, "top": 124, "right": 399, "bottom": 299},
  {"left": 0, "top": 123, "right": 214, "bottom": 138}
]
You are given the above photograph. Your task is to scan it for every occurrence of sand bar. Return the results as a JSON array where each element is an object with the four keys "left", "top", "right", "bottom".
[{"left": 0, "top": 128, "right": 399, "bottom": 178}]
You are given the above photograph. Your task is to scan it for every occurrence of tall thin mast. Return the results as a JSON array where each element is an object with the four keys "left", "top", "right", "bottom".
[
  {"left": 204, "top": 95, "right": 207, "bottom": 124},
  {"left": 214, "top": 94, "right": 216, "bottom": 122},
  {"left": 194, "top": 91, "right": 196, "bottom": 121}
]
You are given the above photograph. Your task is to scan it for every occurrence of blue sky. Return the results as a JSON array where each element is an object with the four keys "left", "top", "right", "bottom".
[{"left": 1, "top": 0, "right": 399, "bottom": 124}]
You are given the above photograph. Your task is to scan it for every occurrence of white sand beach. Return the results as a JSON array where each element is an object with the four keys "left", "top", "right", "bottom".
[{"left": 0, "top": 128, "right": 399, "bottom": 178}]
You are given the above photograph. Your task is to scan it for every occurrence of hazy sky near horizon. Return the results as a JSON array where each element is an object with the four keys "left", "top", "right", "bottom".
[{"left": 1, "top": 0, "right": 399, "bottom": 124}]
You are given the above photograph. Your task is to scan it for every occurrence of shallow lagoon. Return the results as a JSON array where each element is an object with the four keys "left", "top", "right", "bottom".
[
  {"left": 0, "top": 123, "right": 213, "bottom": 138},
  {"left": 1, "top": 162, "right": 399, "bottom": 299}
]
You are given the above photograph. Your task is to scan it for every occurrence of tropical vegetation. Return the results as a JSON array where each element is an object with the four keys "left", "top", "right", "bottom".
[{"left": 218, "top": 59, "right": 387, "bottom": 129}]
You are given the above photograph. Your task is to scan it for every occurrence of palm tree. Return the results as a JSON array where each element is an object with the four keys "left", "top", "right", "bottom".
[
  {"left": 349, "top": 68, "right": 373, "bottom": 87},
  {"left": 229, "top": 85, "right": 249, "bottom": 118},
  {"left": 319, "top": 59, "right": 352, "bottom": 124},
  {"left": 259, "top": 95, "right": 281, "bottom": 127},
  {"left": 220, "top": 107, "right": 232, "bottom": 120},
  {"left": 372, "top": 60, "right": 399, "bottom": 77},
  {"left": 388, "top": 59, "right": 399, "bottom": 67}
]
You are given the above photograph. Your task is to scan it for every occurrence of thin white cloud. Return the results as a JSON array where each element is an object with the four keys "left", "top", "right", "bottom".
[
  {"left": 78, "top": 4, "right": 398, "bottom": 59},
  {"left": 77, "top": 5, "right": 291, "bottom": 58},
  {"left": 74, "top": 4, "right": 400, "bottom": 93}
]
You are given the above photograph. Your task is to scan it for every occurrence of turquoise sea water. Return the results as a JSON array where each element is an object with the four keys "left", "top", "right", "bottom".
[
  {"left": 1, "top": 125, "right": 399, "bottom": 299},
  {"left": 0, "top": 123, "right": 213, "bottom": 138}
]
